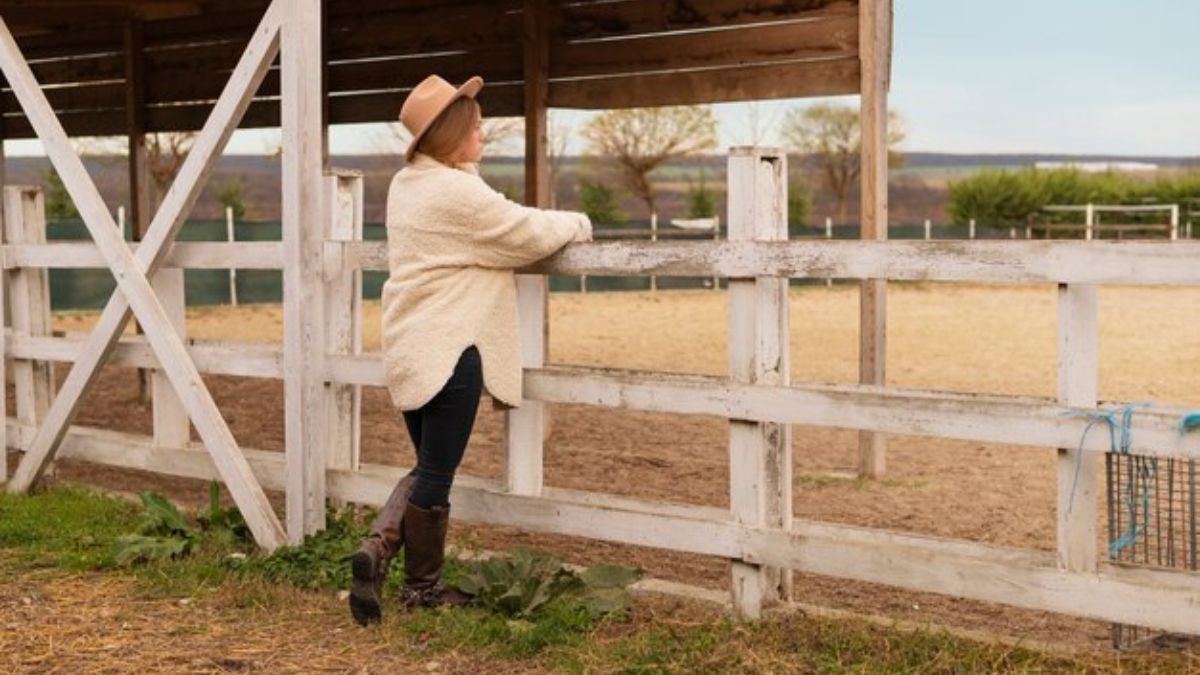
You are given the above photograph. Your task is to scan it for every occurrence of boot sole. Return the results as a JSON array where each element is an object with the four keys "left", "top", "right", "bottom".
[{"left": 349, "top": 551, "right": 381, "bottom": 626}]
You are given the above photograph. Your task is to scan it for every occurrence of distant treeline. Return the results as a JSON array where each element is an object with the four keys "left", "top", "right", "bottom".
[{"left": 947, "top": 168, "right": 1200, "bottom": 226}]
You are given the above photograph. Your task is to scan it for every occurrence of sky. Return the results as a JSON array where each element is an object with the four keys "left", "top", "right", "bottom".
[{"left": 7, "top": 0, "right": 1199, "bottom": 158}]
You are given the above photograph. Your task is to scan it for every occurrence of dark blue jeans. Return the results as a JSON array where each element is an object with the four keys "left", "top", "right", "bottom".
[{"left": 401, "top": 345, "right": 482, "bottom": 508}]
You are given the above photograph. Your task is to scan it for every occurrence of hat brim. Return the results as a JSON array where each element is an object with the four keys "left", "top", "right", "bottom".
[{"left": 404, "top": 76, "right": 484, "bottom": 162}]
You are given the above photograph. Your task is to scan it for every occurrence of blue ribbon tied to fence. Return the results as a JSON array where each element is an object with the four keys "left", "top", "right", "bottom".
[{"left": 1060, "top": 402, "right": 1152, "bottom": 558}]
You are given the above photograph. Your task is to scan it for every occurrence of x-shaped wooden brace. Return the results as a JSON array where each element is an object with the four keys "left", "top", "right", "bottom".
[{"left": 1, "top": 2, "right": 286, "bottom": 550}]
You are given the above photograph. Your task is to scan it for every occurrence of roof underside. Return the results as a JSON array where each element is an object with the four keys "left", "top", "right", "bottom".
[{"left": 0, "top": 0, "right": 862, "bottom": 139}]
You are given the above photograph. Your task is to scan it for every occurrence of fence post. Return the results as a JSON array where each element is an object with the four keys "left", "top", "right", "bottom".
[
  {"left": 281, "top": 0, "right": 328, "bottom": 540},
  {"left": 727, "top": 146, "right": 792, "bottom": 618},
  {"left": 968, "top": 218, "right": 976, "bottom": 240},
  {"left": 712, "top": 214, "right": 720, "bottom": 291},
  {"left": 649, "top": 211, "right": 658, "bottom": 291},
  {"left": 2, "top": 187, "right": 55, "bottom": 481},
  {"left": 1085, "top": 203, "right": 1094, "bottom": 241},
  {"left": 226, "top": 205, "right": 238, "bottom": 306},
  {"left": 825, "top": 216, "right": 833, "bottom": 287},
  {"left": 323, "top": 170, "right": 363, "bottom": 489},
  {"left": 923, "top": 218, "right": 931, "bottom": 241},
  {"left": 1056, "top": 282, "right": 1099, "bottom": 574},
  {"left": 1169, "top": 204, "right": 1179, "bottom": 241}
]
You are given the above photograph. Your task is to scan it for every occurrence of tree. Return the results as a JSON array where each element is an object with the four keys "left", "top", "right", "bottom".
[
  {"left": 581, "top": 106, "right": 718, "bottom": 219},
  {"left": 42, "top": 168, "right": 79, "bottom": 220},
  {"left": 788, "top": 178, "right": 813, "bottom": 229},
  {"left": 579, "top": 178, "right": 625, "bottom": 225},
  {"left": 781, "top": 103, "right": 905, "bottom": 225},
  {"left": 685, "top": 169, "right": 717, "bottom": 219},
  {"left": 212, "top": 176, "right": 247, "bottom": 221},
  {"left": 146, "top": 132, "right": 195, "bottom": 200}
]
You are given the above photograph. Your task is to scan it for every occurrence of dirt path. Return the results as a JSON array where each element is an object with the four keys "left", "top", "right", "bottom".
[{"left": 0, "top": 555, "right": 539, "bottom": 674}]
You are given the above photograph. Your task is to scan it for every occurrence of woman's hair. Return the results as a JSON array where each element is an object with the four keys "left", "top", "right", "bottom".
[{"left": 414, "top": 96, "right": 481, "bottom": 164}]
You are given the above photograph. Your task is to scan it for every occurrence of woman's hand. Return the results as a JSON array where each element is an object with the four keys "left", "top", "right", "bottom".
[{"left": 571, "top": 213, "right": 593, "bottom": 242}]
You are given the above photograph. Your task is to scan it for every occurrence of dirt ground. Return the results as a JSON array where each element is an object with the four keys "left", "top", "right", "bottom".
[{"left": 26, "top": 282, "right": 1200, "bottom": 650}]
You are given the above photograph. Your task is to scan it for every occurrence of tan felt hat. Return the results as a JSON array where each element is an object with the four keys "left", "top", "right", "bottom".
[{"left": 399, "top": 74, "right": 484, "bottom": 162}]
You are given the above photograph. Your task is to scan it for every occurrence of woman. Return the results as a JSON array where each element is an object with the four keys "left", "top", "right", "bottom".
[{"left": 349, "top": 74, "right": 592, "bottom": 626}]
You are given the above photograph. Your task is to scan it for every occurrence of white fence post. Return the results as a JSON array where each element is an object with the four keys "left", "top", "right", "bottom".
[
  {"left": 507, "top": 274, "right": 546, "bottom": 495},
  {"left": 1169, "top": 204, "right": 1179, "bottom": 241},
  {"left": 649, "top": 210, "right": 658, "bottom": 291},
  {"left": 727, "top": 146, "right": 792, "bottom": 618},
  {"left": 825, "top": 216, "right": 833, "bottom": 287},
  {"left": 1084, "top": 203, "right": 1094, "bottom": 241},
  {"left": 923, "top": 218, "right": 931, "bottom": 241},
  {"left": 151, "top": 265, "right": 190, "bottom": 450},
  {"left": 2, "top": 187, "right": 55, "bottom": 479},
  {"left": 323, "top": 170, "right": 363, "bottom": 489},
  {"left": 281, "top": 0, "right": 327, "bottom": 540},
  {"left": 712, "top": 214, "right": 720, "bottom": 291},
  {"left": 968, "top": 218, "right": 976, "bottom": 240},
  {"left": 226, "top": 205, "right": 238, "bottom": 306},
  {"left": 1057, "top": 282, "right": 1099, "bottom": 574}
]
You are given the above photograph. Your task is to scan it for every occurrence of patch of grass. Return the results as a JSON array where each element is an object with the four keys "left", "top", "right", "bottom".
[
  {"left": 0, "top": 486, "right": 138, "bottom": 570},
  {"left": 395, "top": 596, "right": 604, "bottom": 660}
]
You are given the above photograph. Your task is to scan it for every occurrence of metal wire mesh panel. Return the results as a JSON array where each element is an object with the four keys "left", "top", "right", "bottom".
[{"left": 1106, "top": 453, "right": 1199, "bottom": 648}]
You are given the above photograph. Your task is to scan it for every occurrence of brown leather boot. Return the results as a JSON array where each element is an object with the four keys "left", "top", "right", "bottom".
[
  {"left": 349, "top": 473, "right": 415, "bottom": 626},
  {"left": 398, "top": 501, "right": 474, "bottom": 610}
]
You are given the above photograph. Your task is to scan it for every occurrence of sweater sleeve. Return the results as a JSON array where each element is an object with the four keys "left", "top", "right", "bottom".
[{"left": 452, "top": 175, "right": 589, "bottom": 268}]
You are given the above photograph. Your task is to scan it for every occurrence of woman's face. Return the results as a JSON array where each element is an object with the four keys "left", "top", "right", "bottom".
[{"left": 454, "top": 115, "right": 486, "bottom": 164}]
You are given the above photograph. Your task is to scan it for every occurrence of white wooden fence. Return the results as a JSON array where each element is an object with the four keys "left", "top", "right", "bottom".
[{"left": 4, "top": 144, "right": 1200, "bottom": 630}]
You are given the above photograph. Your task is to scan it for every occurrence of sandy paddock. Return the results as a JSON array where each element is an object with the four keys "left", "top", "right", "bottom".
[{"left": 27, "top": 282, "right": 1200, "bottom": 648}]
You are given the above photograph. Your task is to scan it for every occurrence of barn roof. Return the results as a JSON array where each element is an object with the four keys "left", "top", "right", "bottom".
[{"left": 0, "top": 0, "right": 867, "bottom": 139}]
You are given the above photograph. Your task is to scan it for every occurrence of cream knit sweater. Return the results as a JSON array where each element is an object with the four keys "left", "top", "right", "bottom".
[{"left": 381, "top": 152, "right": 591, "bottom": 411}]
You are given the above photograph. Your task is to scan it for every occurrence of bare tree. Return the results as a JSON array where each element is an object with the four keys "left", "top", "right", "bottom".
[
  {"left": 146, "top": 132, "right": 195, "bottom": 199},
  {"left": 781, "top": 103, "right": 905, "bottom": 224},
  {"left": 581, "top": 105, "right": 718, "bottom": 218},
  {"left": 546, "top": 113, "right": 575, "bottom": 209},
  {"left": 734, "top": 101, "right": 785, "bottom": 147}
]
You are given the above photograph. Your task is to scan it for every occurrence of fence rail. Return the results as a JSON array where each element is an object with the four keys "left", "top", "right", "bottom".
[
  {"left": 5, "top": 148, "right": 1200, "bottom": 630},
  {"left": 7, "top": 239, "right": 1200, "bottom": 286}
]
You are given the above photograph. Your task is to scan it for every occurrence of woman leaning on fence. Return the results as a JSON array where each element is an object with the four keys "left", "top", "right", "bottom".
[{"left": 347, "top": 74, "right": 593, "bottom": 626}]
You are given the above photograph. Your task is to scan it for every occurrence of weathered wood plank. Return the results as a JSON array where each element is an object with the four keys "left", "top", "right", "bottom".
[
  {"left": 280, "top": 0, "right": 327, "bottom": 541},
  {"left": 552, "top": 16, "right": 857, "bottom": 79},
  {"left": 8, "top": 334, "right": 284, "bottom": 380},
  {"left": 549, "top": 56, "right": 860, "bottom": 108},
  {"left": 515, "top": 240, "right": 1200, "bottom": 285},
  {"left": 9, "top": 239, "right": 1200, "bottom": 287},
  {"left": 1056, "top": 283, "right": 1099, "bottom": 573},
  {"left": 857, "top": 0, "right": 890, "bottom": 478},
  {"left": 557, "top": 0, "right": 858, "bottom": 41},
  {"left": 726, "top": 146, "right": 793, "bottom": 618},
  {"left": 3, "top": 241, "right": 283, "bottom": 269},
  {"left": 322, "top": 170, "right": 363, "bottom": 477}
]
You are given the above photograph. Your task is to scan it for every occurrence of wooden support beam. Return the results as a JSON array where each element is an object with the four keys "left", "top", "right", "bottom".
[
  {"left": 280, "top": 0, "right": 327, "bottom": 541},
  {"left": 506, "top": 0, "right": 550, "bottom": 496},
  {"left": 727, "top": 146, "right": 792, "bottom": 618},
  {"left": 857, "top": 0, "right": 890, "bottom": 478},
  {"left": 126, "top": 18, "right": 189, "bottom": 447},
  {"left": 0, "top": 3, "right": 286, "bottom": 551}
]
